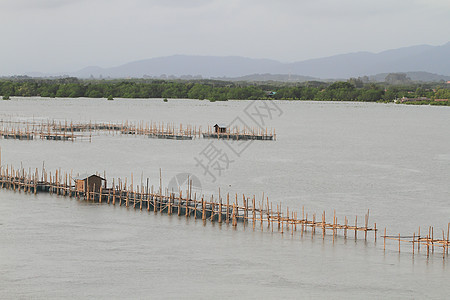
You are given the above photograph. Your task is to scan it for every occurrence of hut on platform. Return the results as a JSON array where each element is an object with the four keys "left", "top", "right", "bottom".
[
  {"left": 213, "top": 124, "right": 227, "bottom": 134},
  {"left": 73, "top": 174, "right": 106, "bottom": 193}
]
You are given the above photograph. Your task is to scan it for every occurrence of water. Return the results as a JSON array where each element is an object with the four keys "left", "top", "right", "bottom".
[{"left": 1, "top": 97, "right": 449, "bottom": 299}]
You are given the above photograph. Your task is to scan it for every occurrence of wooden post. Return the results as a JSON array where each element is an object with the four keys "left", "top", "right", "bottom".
[
  {"left": 140, "top": 188, "right": 143, "bottom": 210},
  {"left": 365, "top": 210, "right": 369, "bottom": 241},
  {"left": 85, "top": 175, "right": 88, "bottom": 200},
  {"left": 167, "top": 192, "right": 172, "bottom": 215},
  {"left": 277, "top": 204, "right": 280, "bottom": 230},
  {"left": 185, "top": 182, "right": 189, "bottom": 217},
  {"left": 294, "top": 212, "right": 297, "bottom": 232},
  {"left": 153, "top": 186, "right": 156, "bottom": 212},
  {"left": 218, "top": 197, "right": 222, "bottom": 223},
  {"left": 159, "top": 169, "right": 162, "bottom": 212},
  {"left": 194, "top": 193, "right": 197, "bottom": 219},
  {"left": 178, "top": 191, "right": 182, "bottom": 216},
  {"left": 374, "top": 223, "right": 377, "bottom": 242},
  {"left": 112, "top": 178, "right": 116, "bottom": 205},
  {"left": 226, "top": 193, "right": 230, "bottom": 224},
  {"left": 235, "top": 194, "right": 239, "bottom": 226},
  {"left": 243, "top": 195, "right": 247, "bottom": 225},
  {"left": 447, "top": 223, "right": 449, "bottom": 255},
  {"left": 252, "top": 196, "right": 256, "bottom": 230},
  {"left": 210, "top": 198, "right": 215, "bottom": 222},
  {"left": 322, "top": 211, "right": 325, "bottom": 239},
  {"left": 146, "top": 178, "right": 149, "bottom": 211},
  {"left": 305, "top": 213, "right": 308, "bottom": 234},
  {"left": 432, "top": 227, "right": 434, "bottom": 253},
  {"left": 55, "top": 169, "right": 59, "bottom": 195},
  {"left": 333, "top": 210, "right": 336, "bottom": 241},
  {"left": 202, "top": 197, "right": 206, "bottom": 221},
  {"left": 344, "top": 217, "right": 348, "bottom": 239},
  {"left": 232, "top": 203, "right": 236, "bottom": 227},
  {"left": 286, "top": 207, "right": 289, "bottom": 232},
  {"left": 443, "top": 230, "right": 446, "bottom": 259},
  {"left": 418, "top": 226, "right": 420, "bottom": 252},
  {"left": 312, "top": 213, "right": 315, "bottom": 239},
  {"left": 291, "top": 212, "right": 294, "bottom": 236}
]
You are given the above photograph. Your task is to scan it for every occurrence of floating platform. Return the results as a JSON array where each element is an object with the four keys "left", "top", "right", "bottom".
[
  {"left": 0, "top": 163, "right": 378, "bottom": 244},
  {"left": 148, "top": 134, "right": 193, "bottom": 140},
  {"left": 40, "top": 134, "right": 75, "bottom": 141},
  {"left": 2, "top": 133, "right": 34, "bottom": 140},
  {"left": 202, "top": 133, "right": 273, "bottom": 140}
]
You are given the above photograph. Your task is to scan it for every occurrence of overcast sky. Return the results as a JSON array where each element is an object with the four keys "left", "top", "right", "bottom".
[{"left": 1, "top": 0, "right": 449, "bottom": 75}]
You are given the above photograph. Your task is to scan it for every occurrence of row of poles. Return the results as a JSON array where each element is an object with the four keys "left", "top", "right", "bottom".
[
  {"left": 0, "top": 127, "right": 90, "bottom": 141},
  {"left": 0, "top": 119, "right": 275, "bottom": 141},
  {"left": 0, "top": 163, "right": 376, "bottom": 242},
  {"left": 0, "top": 142, "right": 446, "bottom": 259},
  {"left": 204, "top": 125, "right": 276, "bottom": 140},
  {"left": 1, "top": 162, "right": 448, "bottom": 259},
  {"left": 383, "top": 226, "right": 450, "bottom": 258}
]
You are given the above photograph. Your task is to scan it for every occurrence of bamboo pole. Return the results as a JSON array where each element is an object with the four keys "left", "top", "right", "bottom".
[{"left": 226, "top": 193, "right": 229, "bottom": 224}]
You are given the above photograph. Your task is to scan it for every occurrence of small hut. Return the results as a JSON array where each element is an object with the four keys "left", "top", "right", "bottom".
[
  {"left": 73, "top": 174, "right": 106, "bottom": 193},
  {"left": 213, "top": 124, "right": 227, "bottom": 134}
]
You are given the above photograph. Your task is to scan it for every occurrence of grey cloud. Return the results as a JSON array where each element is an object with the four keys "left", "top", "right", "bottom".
[
  {"left": 0, "top": 0, "right": 87, "bottom": 10},
  {"left": 0, "top": 0, "right": 449, "bottom": 75}
]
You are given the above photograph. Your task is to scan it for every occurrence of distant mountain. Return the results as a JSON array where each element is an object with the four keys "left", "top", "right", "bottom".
[
  {"left": 33, "top": 42, "right": 450, "bottom": 80},
  {"left": 74, "top": 56, "right": 283, "bottom": 78},
  {"left": 369, "top": 71, "right": 450, "bottom": 83},
  {"left": 218, "top": 73, "right": 319, "bottom": 82},
  {"left": 287, "top": 43, "right": 450, "bottom": 78}
]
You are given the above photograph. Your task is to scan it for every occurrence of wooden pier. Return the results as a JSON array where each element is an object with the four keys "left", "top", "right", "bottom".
[
  {"left": 1, "top": 119, "right": 200, "bottom": 141},
  {"left": 1, "top": 119, "right": 277, "bottom": 142},
  {"left": 1, "top": 128, "right": 34, "bottom": 140},
  {"left": 2, "top": 160, "right": 449, "bottom": 260},
  {"left": 203, "top": 124, "right": 275, "bottom": 141},
  {"left": 1, "top": 121, "right": 89, "bottom": 142},
  {"left": 0, "top": 162, "right": 377, "bottom": 244}
]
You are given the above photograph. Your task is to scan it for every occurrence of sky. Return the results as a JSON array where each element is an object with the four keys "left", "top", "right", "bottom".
[{"left": 0, "top": 0, "right": 449, "bottom": 75}]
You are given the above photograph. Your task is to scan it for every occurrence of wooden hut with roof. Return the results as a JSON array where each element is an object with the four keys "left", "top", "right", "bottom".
[
  {"left": 213, "top": 124, "right": 227, "bottom": 134},
  {"left": 73, "top": 174, "right": 106, "bottom": 193}
]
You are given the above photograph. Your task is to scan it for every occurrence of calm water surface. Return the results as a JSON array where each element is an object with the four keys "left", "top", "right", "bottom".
[{"left": 0, "top": 97, "right": 449, "bottom": 299}]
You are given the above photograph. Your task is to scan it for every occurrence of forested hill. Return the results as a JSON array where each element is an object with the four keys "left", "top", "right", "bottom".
[{"left": 1, "top": 78, "right": 449, "bottom": 104}]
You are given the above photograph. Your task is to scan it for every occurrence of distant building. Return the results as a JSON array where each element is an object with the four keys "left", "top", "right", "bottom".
[
  {"left": 435, "top": 99, "right": 449, "bottom": 102},
  {"left": 73, "top": 174, "right": 106, "bottom": 193},
  {"left": 265, "top": 91, "right": 277, "bottom": 97},
  {"left": 213, "top": 124, "right": 227, "bottom": 133}
]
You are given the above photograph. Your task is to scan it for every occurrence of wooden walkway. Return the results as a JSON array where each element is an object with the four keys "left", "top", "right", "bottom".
[
  {"left": 1, "top": 119, "right": 275, "bottom": 141},
  {"left": 2, "top": 162, "right": 448, "bottom": 259},
  {"left": 203, "top": 125, "right": 275, "bottom": 140},
  {"left": 0, "top": 163, "right": 376, "bottom": 242}
]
